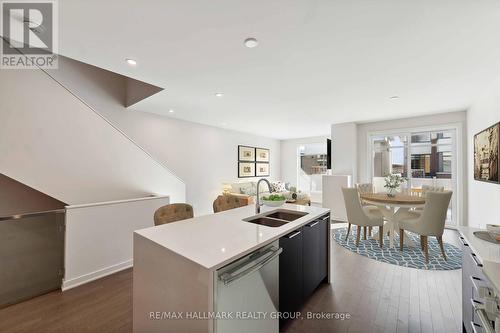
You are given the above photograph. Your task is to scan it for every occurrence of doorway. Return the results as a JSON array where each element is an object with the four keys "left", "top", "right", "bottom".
[{"left": 297, "top": 143, "right": 328, "bottom": 204}]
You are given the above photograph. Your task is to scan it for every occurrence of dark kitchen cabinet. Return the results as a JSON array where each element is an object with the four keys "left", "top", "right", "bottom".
[
  {"left": 302, "top": 219, "right": 321, "bottom": 300},
  {"left": 318, "top": 215, "right": 329, "bottom": 285},
  {"left": 303, "top": 215, "right": 329, "bottom": 301},
  {"left": 279, "top": 229, "right": 303, "bottom": 326},
  {"left": 279, "top": 214, "right": 330, "bottom": 323}
]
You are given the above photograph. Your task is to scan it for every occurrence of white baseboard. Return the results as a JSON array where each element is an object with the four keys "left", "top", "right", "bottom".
[{"left": 62, "top": 259, "right": 133, "bottom": 291}]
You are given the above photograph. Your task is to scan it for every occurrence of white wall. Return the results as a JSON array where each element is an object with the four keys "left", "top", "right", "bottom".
[
  {"left": 112, "top": 115, "right": 281, "bottom": 215},
  {"left": 331, "top": 122, "right": 358, "bottom": 183},
  {"left": 280, "top": 136, "right": 329, "bottom": 188},
  {"left": 467, "top": 78, "right": 500, "bottom": 228},
  {"left": 64, "top": 196, "right": 170, "bottom": 290},
  {"left": 47, "top": 57, "right": 280, "bottom": 215},
  {"left": 0, "top": 57, "right": 185, "bottom": 205}
]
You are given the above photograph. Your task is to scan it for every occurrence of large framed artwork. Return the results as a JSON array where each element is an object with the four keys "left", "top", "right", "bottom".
[
  {"left": 256, "top": 162, "right": 270, "bottom": 177},
  {"left": 238, "top": 145, "right": 255, "bottom": 162},
  {"left": 238, "top": 162, "right": 255, "bottom": 178},
  {"left": 474, "top": 122, "right": 499, "bottom": 183},
  {"left": 256, "top": 148, "right": 270, "bottom": 162}
]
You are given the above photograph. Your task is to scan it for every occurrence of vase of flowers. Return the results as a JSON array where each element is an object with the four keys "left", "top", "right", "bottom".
[{"left": 384, "top": 174, "right": 407, "bottom": 197}]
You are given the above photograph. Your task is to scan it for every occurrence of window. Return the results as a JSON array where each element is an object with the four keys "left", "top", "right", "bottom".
[
  {"left": 410, "top": 131, "right": 452, "bottom": 179},
  {"left": 370, "top": 128, "right": 457, "bottom": 226},
  {"left": 372, "top": 135, "right": 408, "bottom": 178}
]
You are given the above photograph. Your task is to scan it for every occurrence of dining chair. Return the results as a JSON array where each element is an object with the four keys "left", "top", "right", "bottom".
[
  {"left": 414, "top": 185, "right": 445, "bottom": 211},
  {"left": 398, "top": 191, "right": 452, "bottom": 263},
  {"left": 421, "top": 185, "right": 445, "bottom": 196},
  {"left": 213, "top": 194, "right": 248, "bottom": 213},
  {"left": 356, "top": 183, "right": 373, "bottom": 194},
  {"left": 342, "top": 187, "right": 384, "bottom": 247},
  {"left": 154, "top": 203, "right": 194, "bottom": 226},
  {"left": 355, "top": 183, "right": 379, "bottom": 238}
]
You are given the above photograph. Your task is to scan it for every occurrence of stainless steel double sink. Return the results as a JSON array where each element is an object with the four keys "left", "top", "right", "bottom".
[{"left": 243, "top": 209, "right": 308, "bottom": 227}]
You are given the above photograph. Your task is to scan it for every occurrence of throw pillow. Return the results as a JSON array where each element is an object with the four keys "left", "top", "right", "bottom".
[{"left": 271, "top": 181, "right": 286, "bottom": 193}]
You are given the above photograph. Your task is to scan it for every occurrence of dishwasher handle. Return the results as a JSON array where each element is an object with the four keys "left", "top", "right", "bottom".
[{"left": 219, "top": 247, "right": 282, "bottom": 286}]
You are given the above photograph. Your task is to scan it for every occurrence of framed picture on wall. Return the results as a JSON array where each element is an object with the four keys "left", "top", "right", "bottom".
[
  {"left": 238, "top": 145, "right": 255, "bottom": 162},
  {"left": 238, "top": 162, "right": 255, "bottom": 178},
  {"left": 256, "top": 148, "right": 270, "bottom": 162},
  {"left": 474, "top": 122, "right": 499, "bottom": 183},
  {"left": 256, "top": 162, "right": 270, "bottom": 177}
]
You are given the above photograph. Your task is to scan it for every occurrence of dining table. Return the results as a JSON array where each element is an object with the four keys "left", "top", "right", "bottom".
[{"left": 360, "top": 193, "right": 426, "bottom": 248}]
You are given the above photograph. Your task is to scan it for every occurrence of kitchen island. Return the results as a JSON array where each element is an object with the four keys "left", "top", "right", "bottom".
[{"left": 133, "top": 204, "right": 331, "bottom": 333}]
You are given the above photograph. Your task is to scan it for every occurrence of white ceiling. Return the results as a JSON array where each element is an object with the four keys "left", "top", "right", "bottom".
[{"left": 59, "top": 0, "right": 500, "bottom": 139}]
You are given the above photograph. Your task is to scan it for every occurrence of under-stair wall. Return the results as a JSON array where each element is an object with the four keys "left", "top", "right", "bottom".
[
  {"left": 0, "top": 46, "right": 187, "bottom": 290},
  {"left": 0, "top": 51, "right": 185, "bottom": 205}
]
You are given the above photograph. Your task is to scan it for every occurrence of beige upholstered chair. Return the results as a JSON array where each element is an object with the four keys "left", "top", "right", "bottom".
[
  {"left": 213, "top": 194, "right": 248, "bottom": 213},
  {"left": 399, "top": 191, "right": 452, "bottom": 263},
  {"left": 342, "top": 187, "right": 384, "bottom": 247},
  {"left": 421, "top": 185, "right": 445, "bottom": 196},
  {"left": 154, "top": 203, "right": 194, "bottom": 226},
  {"left": 414, "top": 185, "right": 445, "bottom": 211},
  {"left": 355, "top": 183, "right": 378, "bottom": 238},
  {"left": 356, "top": 183, "right": 373, "bottom": 194}
]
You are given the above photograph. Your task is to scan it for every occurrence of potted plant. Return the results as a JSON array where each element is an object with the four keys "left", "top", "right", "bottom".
[{"left": 384, "top": 174, "right": 407, "bottom": 197}]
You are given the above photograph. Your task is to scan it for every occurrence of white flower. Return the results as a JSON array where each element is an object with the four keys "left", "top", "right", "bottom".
[{"left": 384, "top": 174, "right": 407, "bottom": 189}]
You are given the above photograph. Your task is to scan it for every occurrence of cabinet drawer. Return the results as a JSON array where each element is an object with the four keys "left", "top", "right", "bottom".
[
  {"left": 464, "top": 251, "right": 483, "bottom": 273},
  {"left": 459, "top": 236, "right": 469, "bottom": 251},
  {"left": 471, "top": 299, "right": 485, "bottom": 328},
  {"left": 470, "top": 321, "right": 484, "bottom": 333},
  {"left": 471, "top": 275, "right": 494, "bottom": 304}
]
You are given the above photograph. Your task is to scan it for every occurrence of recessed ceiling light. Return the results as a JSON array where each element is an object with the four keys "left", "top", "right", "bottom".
[
  {"left": 168, "top": 109, "right": 174, "bottom": 113},
  {"left": 215, "top": 92, "right": 224, "bottom": 98},
  {"left": 244, "top": 37, "right": 258, "bottom": 48},
  {"left": 125, "top": 58, "right": 137, "bottom": 66},
  {"left": 390, "top": 96, "right": 399, "bottom": 100}
]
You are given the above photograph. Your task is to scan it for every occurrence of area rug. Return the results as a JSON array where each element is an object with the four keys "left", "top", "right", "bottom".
[{"left": 333, "top": 227, "right": 462, "bottom": 270}]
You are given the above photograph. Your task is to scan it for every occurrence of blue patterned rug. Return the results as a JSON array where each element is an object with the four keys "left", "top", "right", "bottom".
[{"left": 333, "top": 226, "right": 462, "bottom": 270}]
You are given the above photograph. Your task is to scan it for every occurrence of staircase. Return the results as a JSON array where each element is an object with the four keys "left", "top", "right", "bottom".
[{"left": 0, "top": 41, "right": 185, "bottom": 205}]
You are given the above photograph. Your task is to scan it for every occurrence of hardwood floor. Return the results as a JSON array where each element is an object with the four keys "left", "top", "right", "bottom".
[
  {"left": 0, "top": 269, "right": 132, "bottom": 333},
  {"left": 282, "top": 227, "right": 462, "bottom": 333},
  {"left": 0, "top": 228, "right": 461, "bottom": 333}
]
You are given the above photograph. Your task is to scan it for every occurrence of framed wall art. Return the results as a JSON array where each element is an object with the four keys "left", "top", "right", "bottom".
[
  {"left": 256, "top": 148, "right": 270, "bottom": 162},
  {"left": 238, "top": 145, "right": 255, "bottom": 162},
  {"left": 474, "top": 122, "right": 499, "bottom": 183},
  {"left": 238, "top": 162, "right": 256, "bottom": 178},
  {"left": 238, "top": 145, "right": 270, "bottom": 178},
  {"left": 255, "top": 162, "right": 270, "bottom": 177}
]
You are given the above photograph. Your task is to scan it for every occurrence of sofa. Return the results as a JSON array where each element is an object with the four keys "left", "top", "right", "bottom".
[{"left": 226, "top": 181, "right": 311, "bottom": 206}]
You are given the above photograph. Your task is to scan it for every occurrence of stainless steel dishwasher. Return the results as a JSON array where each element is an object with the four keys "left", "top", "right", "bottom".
[{"left": 214, "top": 241, "right": 282, "bottom": 333}]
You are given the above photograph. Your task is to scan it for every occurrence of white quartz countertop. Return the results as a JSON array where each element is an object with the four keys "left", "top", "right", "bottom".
[
  {"left": 457, "top": 226, "right": 500, "bottom": 264},
  {"left": 457, "top": 226, "right": 500, "bottom": 293},
  {"left": 135, "top": 204, "right": 330, "bottom": 271}
]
